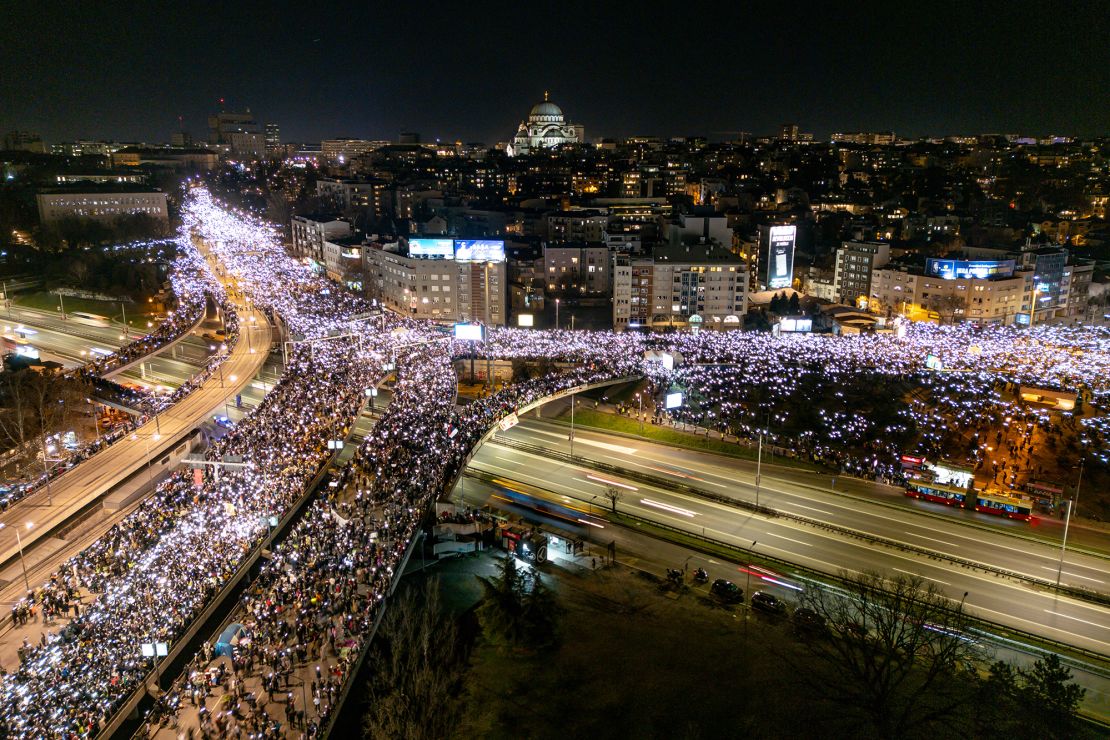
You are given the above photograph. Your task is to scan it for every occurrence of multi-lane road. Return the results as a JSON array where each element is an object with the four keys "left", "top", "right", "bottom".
[
  {"left": 0, "top": 306, "right": 273, "bottom": 587},
  {"left": 464, "top": 413, "right": 1110, "bottom": 657}
]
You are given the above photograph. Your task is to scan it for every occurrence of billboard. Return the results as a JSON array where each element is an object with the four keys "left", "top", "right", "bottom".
[
  {"left": 767, "top": 225, "right": 796, "bottom": 289},
  {"left": 517, "top": 313, "right": 534, "bottom": 327},
  {"left": 409, "top": 238, "right": 454, "bottom": 259},
  {"left": 665, "top": 392, "right": 683, "bottom": 409},
  {"left": 778, "top": 317, "right": 812, "bottom": 333},
  {"left": 454, "top": 323, "right": 485, "bottom": 341},
  {"left": 454, "top": 239, "right": 505, "bottom": 263},
  {"left": 925, "top": 258, "right": 1015, "bottom": 281}
]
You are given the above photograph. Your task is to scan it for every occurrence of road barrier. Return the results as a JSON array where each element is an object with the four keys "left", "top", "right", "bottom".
[{"left": 486, "top": 437, "right": 1110, "bottom": 610}]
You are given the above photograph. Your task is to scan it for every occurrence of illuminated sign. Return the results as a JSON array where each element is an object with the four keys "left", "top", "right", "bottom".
[
  {"left": 924, "top": 354, "right": 944, "bottom": 371},
  {"left": 408, "top": 238, "right": 454, "bottom": 259},
  {"left": 778, "top": 317, "right": 812, "bottom": 333},
  {"left": 454, "top": 239, "right": 505, "bottom": 263},
  {"left": 665, "top": 392, "right": 683, "bottom": 409},
  {"left": 454, "top": 323, "right": 484, "bottom": 341},
  {"left": 925, "top": 258, "right": 1016, "bottom": 281},
  {"left": 517, "top": 313, "right": 534, "bottom": 327},
  {"left": 767, "top": 225, "right": 796, "bottom": 289}
]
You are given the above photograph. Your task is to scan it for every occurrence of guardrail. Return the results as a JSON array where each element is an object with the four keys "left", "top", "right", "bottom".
[
  {"left": 463, "top": 464, "right": 1110, "bottom": 677},
  {"left": 487, "top": 437, "right": 1110, "bottom": 610},
  {"left": 103, "top": 433, "right": 355, "bottom": 739}
]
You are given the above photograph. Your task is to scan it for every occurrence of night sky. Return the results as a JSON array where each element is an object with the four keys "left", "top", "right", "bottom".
[{"left": 2, "top": 1, "right": 1108, "bottom": 145}]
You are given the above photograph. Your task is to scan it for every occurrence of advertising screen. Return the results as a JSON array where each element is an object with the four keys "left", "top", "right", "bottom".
[
  {"left": 409, "top": 238, "right": 454, "bottom": 259},
  {"left": 665, "top": 392, "right": 683, "bottom": 409},
  {"left": 925, "top": 258, "right": 1016, "bottom": 281},
  {"left": 924, "top": 354, "right": 944, "bottom": 371},
  {"left": 454, "top": 239, "right": 506, "bottom": 263},
  {"left": 517, "top": 313, "right": 534, "bottom": 327},
  {"left": 454, "top": 323, "right": 485, "bottom": 341},
  {"left": 767, "top": 225, "right": 796, "bottom": 289}
]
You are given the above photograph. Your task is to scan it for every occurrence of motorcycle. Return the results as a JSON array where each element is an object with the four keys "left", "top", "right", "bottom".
[
  {"left": 666, "top": 568, "right": 684, "bottom": 585},
  {"left": 692, "top": 567, "right": 709, "bottom": 584}
]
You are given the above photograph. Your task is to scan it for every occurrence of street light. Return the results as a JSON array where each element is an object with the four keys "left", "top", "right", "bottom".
[
  {"left": 0, "top": 522, "right": 34, "bottom": 592},
  {"left": 1055, "top": 458, "right": 1084, "bottom": 589},
  {"left": 555, "top": 298, "right": 560, "bottom": 330},
  {"left": 636, "top": 392, "right": 643, "bottom": 434}
]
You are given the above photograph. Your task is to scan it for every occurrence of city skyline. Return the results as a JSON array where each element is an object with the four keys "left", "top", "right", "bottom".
[{"left": 2, "top": 1, "right": 1108, "bottom": 144}]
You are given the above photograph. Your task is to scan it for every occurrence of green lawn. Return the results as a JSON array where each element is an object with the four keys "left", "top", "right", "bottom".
[
  {"left": 13, "top": 291, "right": 164, "bottom": 321},
  {"left": 556, "top": 405, "right": 822, "bottom": 472}
]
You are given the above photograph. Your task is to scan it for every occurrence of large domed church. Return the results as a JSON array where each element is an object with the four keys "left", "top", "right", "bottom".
[{"left": 507, "top": 93, "right": 584, "bottom": 156}]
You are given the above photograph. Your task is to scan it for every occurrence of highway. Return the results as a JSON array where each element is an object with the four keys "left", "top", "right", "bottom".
[
  {"left": 466, "top": 414, "right": 1110, "bottom": 657},
  {"left": 0, "top": 305, "right": 273, "bottom": 580},
  {"left": 504, "top": 409, "right": 1110, "bottom": 570},
  {"left": 1, "top": 304, "right": 131, "bottom": 368}
]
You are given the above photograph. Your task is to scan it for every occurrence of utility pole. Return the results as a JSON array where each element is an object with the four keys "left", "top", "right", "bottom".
[
  {"left": 754, "top": 432, "right": 762, "bottom": 508},
  {"left": 570, "top": 395, "right": 575, "bottom": 456},
  {"left": 1055, "top": 458, "right": 1084, "bottom": 589}
]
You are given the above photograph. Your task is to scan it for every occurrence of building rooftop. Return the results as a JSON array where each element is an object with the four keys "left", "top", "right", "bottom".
[{"left": 652, "top": 242, "right": 744, "bottom": 263}]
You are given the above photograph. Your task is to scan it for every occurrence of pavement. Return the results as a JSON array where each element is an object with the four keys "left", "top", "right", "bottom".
[
  {"left": 0, "top": 305, "right": 273, "bottom": 602},
  {"left": 463, "top": 410, "right": 1110, "bottom": 658}
]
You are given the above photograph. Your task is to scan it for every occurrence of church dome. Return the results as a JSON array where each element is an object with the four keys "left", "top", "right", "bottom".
[{"left": 529, "top": 100, "right": 564, "bottom": 122}]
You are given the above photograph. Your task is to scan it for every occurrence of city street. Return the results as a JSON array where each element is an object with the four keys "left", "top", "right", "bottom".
[
  {"left": 466, "top": 415, "right": 1110, "bottom": 657},
  {"left": 0, "top": 305, "right": 272, "bottom": 581}
]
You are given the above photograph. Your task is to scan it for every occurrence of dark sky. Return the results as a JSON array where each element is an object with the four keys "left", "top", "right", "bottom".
[{"left": 3, "top": 0, "right": 1108, "bottom": 145}]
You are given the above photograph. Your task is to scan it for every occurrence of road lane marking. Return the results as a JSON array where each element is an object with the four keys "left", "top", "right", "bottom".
[
  {"left": 905, "top": 532, "right": 961, "bottom": 548},
  {"left": 1039, "top": 566, "right": 1105, "bottom": 584},
  {"left": 523, "top": 427, "right": 638, "bottom": 454},
  {"left": 762, "top": 531, "right": 812, "bottom": 547},
  {"left": 1043, "top": 609, "right": 1110, "bottom": 630},
  {"left": 893, "top": 568, "right": 950, "bottom": 586}
]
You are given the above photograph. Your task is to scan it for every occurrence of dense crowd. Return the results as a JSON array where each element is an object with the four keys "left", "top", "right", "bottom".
[
  {"left": 2, "top": 209, "right": 239, "bottom": 511},
  {"left": 3, "top": 187, "right": 1109, "bottom": 739}
]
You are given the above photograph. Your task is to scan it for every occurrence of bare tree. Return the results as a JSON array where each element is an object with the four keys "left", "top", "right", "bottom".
[
  {"left": 793, "top": 571, "right": 980, "bottom": 737},
  {"left": 363, "top": 577, "right": 464, "bottom": 740},
  {"left": 604, "top": 485, "right": 623, "bottom": 512}
]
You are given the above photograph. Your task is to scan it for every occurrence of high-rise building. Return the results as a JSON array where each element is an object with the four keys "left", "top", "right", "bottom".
[
  {"left": 833, "top": 240, "right": 890, "bottom": 306},
  {"left": 264, "top": 123, "right": 281, "bottom": 154},
  {"left": 208, "top": 108, "right": 261, "bottom": 158}
]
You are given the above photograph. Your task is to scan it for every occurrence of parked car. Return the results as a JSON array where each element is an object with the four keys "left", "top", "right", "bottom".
[
  {"left": 710, "top": 579, "right": 743, "bottom": 604},
  {"left": 792, "top": 607, "right": 827, "bottom": 636},
  {"left": 750, "top": 591, "right": 786, "bottom": 615}
]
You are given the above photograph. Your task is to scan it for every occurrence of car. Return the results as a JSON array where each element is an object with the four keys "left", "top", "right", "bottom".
[
  {"left": 750, "top": 591, "right": 787, "bottom": 615},
  {"left": 710, "top": 579, "right": 743, "bottom": 604},
  {"left": 792, "top": 607, "right": 827, "bottom": 636}
]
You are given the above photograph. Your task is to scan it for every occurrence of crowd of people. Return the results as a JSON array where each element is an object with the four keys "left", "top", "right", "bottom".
[
  {"left": 3, "top": 187, "right": 1110, "bottom": 739},
  {"left": 2, "top": 208, "right": 239, "bottom": 513}
]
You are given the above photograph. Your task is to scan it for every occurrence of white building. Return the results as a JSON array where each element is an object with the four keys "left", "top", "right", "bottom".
[
  {"left": 506, "top": 94, "right": 582, "bottom": 156},
  {"left": 290, "top": 214, "right": 352, "bottom": 262},
  {"left": 869, "top": 265, "right": 1028, "bottom": 325},
  {"left": 362, "top": 243, "right": 507, "bottom": 325},
  {"left": 612, "top": 243, "right": 747, "bottom": 331},
  {"left": 546, "top": 209, "right": 608, "bottom": 243},
  {"left": 36, "top": 187, "right": 168, "bottom": 226},
  {"left": 316, "top": 178, "right": 388, "bottom": 216}
]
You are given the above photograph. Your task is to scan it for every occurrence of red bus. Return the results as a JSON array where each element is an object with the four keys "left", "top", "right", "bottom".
[
  {"left": 974, "top": 492, "right": 1034, "bottom": 522},
  {"left": 905, "top": 481, "right": 968, "bottom": 507}
]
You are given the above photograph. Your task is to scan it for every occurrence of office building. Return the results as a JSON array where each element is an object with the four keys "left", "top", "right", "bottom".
[
  {"left": 362, "top": 241, "right": 507, "bottom": 325},
  {"left": 321, "top": 138, "right": 382, "bottom": 162},
  {"left": 208, "top": 109, "right": 260, "bottom": 147},
  {"left": 37, "top": 185, "right": 169, "bottom": 226},
  {"left": 111, "top": 147, "right": 219, "bottom": 171},
  {"left": 869, "top": 261, "right": 1027, "bottom": 325},
  {"left": 264, "top": 123, "right": 282, "bottom": 154}
]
